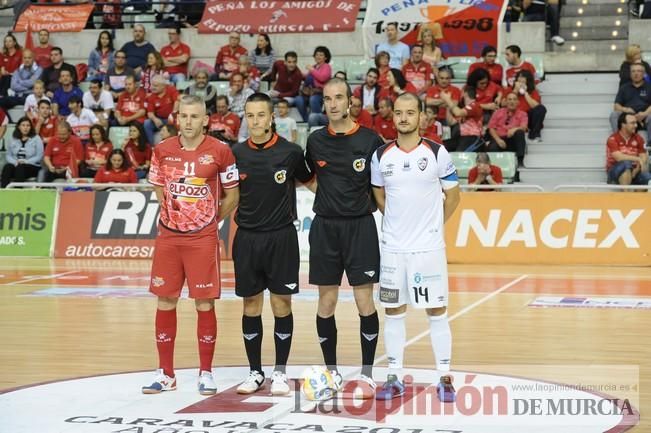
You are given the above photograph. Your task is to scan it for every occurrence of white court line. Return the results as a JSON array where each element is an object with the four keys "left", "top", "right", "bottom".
[{"left": 2, "top": 270, "right": 80, "bottom": 286}]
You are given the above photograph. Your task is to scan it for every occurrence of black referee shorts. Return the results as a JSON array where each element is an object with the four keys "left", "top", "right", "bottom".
[
  {"left": 232, "top": 225, "right": 300, "bottom": 297},
  {"left": 308, "top": 214, "right": 380, "bottom": 287}
]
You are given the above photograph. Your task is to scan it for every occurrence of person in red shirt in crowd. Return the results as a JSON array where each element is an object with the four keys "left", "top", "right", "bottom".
[
  {"left": 440, "top": 86, "right": 484, "bottom": 151},
  {"left": 32, "top": 29, "right": 53, "bottom": 69},
  {"left": 238, "top": 56, "right": 261, "bottom": 92},
  {"left": 94, "top": 149, "right": 138, "bottom": 184},
  {"left": 141, "top": 94, "right": 239, "bottom": 396},
  {"left": 123, "top": 121, "right": 152, "bottom": 179},
  {"left": 375, "top": 51, "right": 391, "bottom": 91},
  {"left": 503, "top": 45, "right": 537, "bottom": 87},
  {"left": 353, "top": 68, "right": 380, "bottom": 115},
  {"left": 425, "top": 68, "right": 462, "bottom": 125},
  {"left": 267, "top": 51, "right": 303, "bottom": 106},
  {"left": 468, "top": 45, "right": 503, "bottom": 86},
  {"left": 419, "top": 105, "right": 443, "bottom": 142},
  {"left": 378, "top": 69, "right": 418, "bottom": 102},
  {"left": 81, "top": 124, "right": 114, "bottom": 178},
  {"left": 402, "top": 45, "right": 433, "bottom": 100},
  {"left": 606, "top": 113, "right": 651, "bottom": 185},
  {"left": 215, "top": 32, "right": 248, "bottom": 80},
  {"left": 0, "top": 33, "right": 23, "bottom": 97},
  {"left": 43, "top": 120, "right": 83, "bottom": 182},
  {"left": 144, "top": 75, "right": 180, "bottom": 145},
  {"left": 468, "top": 152, "right": 504, "bottom": 190},
  {"left": 487, "top": 92, "right": 528, "bottom": 166},
  {"left": 374, "top": 97, "right": 398, "bottom": 142},
  {"left": 161, "top": 28, "right": 191, "bottom": 84},
  {"left": 141, "top": 51, "right": 168, "bottom": 94},
  {"left": 160, "top": 123, "right": 178, "bottom": 141},
  {"left": 510, "top": 70, "right": 546, "bottom": 142},
  {"left": 467, "top": 67, "right": 502, "bottom": 123},
  {"left": 349, "top": 95, "right": 373, "bottom": 129},
  {"left": 208, "top": 95, "right": 240, "bottom": 143},
  {"left": 34, "top": 99, "right": 57, "bottom": 146},
  {"left": 115, "top": 75, "right": 147, "bottom": 126}
]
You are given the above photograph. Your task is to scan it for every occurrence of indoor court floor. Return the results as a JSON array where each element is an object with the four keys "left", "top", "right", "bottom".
[{"left": 0, "top": 257, "right": 648, "bottom": 432}]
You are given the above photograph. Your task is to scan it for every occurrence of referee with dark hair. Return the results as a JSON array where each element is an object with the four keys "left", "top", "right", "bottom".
[
  {"left": 232, "top": 93, "right": 314, "bottom": 396},
  {"left": 305, "top": 77, "right": 384, "bottom": 398}
]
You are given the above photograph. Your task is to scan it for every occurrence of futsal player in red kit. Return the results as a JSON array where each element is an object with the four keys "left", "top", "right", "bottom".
[{"left": 142, "top": 95, "right": 240, "bottom": 395}]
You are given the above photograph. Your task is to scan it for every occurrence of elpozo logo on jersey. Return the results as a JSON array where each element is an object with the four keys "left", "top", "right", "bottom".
[
  {"left": 0, "top": 365, "right": 638, "bottom": 433},
  {"left": 353, "top": 158, "right": 366, "bottom": 172},
  {"left": 169, "top": 178, "right": 209, "bottom": 201}
]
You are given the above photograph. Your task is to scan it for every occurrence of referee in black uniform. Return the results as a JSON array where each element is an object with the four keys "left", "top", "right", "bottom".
[
  {"left": 305, "top": 77, "right": 383, "bottom": 397},
  {"left": 232, "top": 93, "right": 314, "bottom": 396}
]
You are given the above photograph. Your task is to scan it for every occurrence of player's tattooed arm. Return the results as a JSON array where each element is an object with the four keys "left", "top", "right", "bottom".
[{"left": 218, "top": 186, "right": 240, "bottom": 221}]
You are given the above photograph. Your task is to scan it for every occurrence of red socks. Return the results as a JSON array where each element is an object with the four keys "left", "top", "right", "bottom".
[
  {"left": 155, "top": 309, "right": 177, "bottom": 378},
  {"left": 197, "top": 309, "right": 217, "bottom": 373}
]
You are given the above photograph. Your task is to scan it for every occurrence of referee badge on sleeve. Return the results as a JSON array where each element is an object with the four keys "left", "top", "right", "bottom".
[
  {"left": 274, "top": 170, "right": 287, "bottom": 184},
  {"left": 353, "top": 158, "right": 366, "bottom": 172}
]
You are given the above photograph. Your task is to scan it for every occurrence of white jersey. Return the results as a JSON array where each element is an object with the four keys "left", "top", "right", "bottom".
[
  {"left": 371, "top": 138, "right": 458, "bottom": 253},
  {"left": 67, "top": 108, "right": 99, "bottom": 142}
]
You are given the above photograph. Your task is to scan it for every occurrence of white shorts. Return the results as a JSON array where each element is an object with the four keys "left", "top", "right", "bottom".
[{"left": 378, "top": 249, "right": 449, "bottom": 309}]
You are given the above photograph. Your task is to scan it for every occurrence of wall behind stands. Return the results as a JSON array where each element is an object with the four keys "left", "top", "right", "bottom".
[{"left": 629, "top": 20, "right": 651, "bottom": 48}]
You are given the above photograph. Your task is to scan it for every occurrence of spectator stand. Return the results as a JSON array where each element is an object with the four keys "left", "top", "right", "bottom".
[{"left": 450, "top": 151, "right": 519, "bottom": 184}]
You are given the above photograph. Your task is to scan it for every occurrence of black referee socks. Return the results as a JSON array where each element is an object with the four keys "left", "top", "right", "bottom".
[
  {"left": 360, "top": 311, "right": 379, "bottom": 377},
  {"left": 316, "top": 314, "right": 338, "bottom": 371},
  {"left": 274, "top": 313, "right": 293, "bottom": 373},
  {"left": 242, "top": 314, "right": 263, "bottom": 374}
]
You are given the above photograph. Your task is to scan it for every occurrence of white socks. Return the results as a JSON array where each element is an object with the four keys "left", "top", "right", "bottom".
[
  {"left": 429, "top": 313, "right": 451, "bottom": 373},
  {"left": 383, "top": 312, "right": 406, "bottom": 377}
]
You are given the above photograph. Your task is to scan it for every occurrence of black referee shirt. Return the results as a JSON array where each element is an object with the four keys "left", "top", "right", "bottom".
[
  {"left": 306, "top": 124, "right": 383, "bottom": 217},
  {"left": 233, "top": 134, "right": 313, "bottom": 231}
]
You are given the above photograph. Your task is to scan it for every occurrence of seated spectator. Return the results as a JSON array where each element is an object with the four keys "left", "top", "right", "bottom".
[
  {"left": 24, "top": 80, "right": 49, "bottom": 123},
  {"left": 375, "top": 22, "right": 410, "bottom": 68},
  {"left": 141, "top": 51, "right": 168, "bottom": 94},
  {"left": 115, "top": 75, "right": 147, "bottom": 125},
  {"left": 228, "top": 73, "right": 255, "bottom": 118},
  {"left": 123, "top": 122, "right": 152, "bottom": 178},
  {"left": 468, "top": 45, "right": 503, "bottom": 85},
  {"left": 94, "top": 149, "right": 138, "bottom": 184},
  {"left": 215, "top": 32, "right": 247, "bottom": 80},
  {"left": 0, "top": 33, "right": 22, "bottom": 97},
  {"left": 83, "top": 79, "right": 114, "bottom": 127},
  {"left": 274, "top": 99, "right": 297, "bottom": 142},
  {"left": 353, "top": 68, "right": 380, "bottom": 115},
  {"left": 378, "top": 68, "right": 418, "bottom": 102},
  {"left": 33, "top": 29, "right": 53, "bottom": 69},
  {"left": 66, "top": 95, "right": 99, "bottom": 144},
  {"left": 120, "top": 24, "right": 156, "bottom": 77},
  {"left": 522, "top": 0, "right": 565, "bottom": 45},
  {"left": 402, "top": 45, "right": 433, "bottom": 99},
  {"left": 503, "top": 45, "right": 537, "bottom": 87},
  {"left": 1, "top": 116, "right": 43, "bottom": 188},
  {"left": 296, "top": 46, "right": 332, "bottom": 122},
  {"left": 43, "top": 121, "right": 83, "bottom": 182},
  {"left": 160, "top": 123, "right": 178, "bottom": 140},
  {"left": 512, "top": 69, "right": 546, "bottom": 142},
  {"left": 420, "top": 28, "right": 442, "bottom": 74},
  {"left": 104, "top": 50, "right": 134, "bottom": 100},
  {"left": 238, "top": 56, "right": 261, "bottom": 92},
  {"left": 81, "top": 124, "right": 113, "bottom": 178},
  {"left": 52, "top": 70, "right": 83, "bottom": 118},
  {"left": 487, "top": 92, "right": 528, "bottom": 166},
  {"left": 0, "top": 49, "right": 41, "bottom": 112},
  {"left": 425, "top": 68, "right": 461, "bottom": 125},
  {"left": 144, "top": 75, "right": 179, "bottom": 145},
  {"left": 468, "top": 152, "right": 504, "bottom": 190},
  {"left": 468, "top": 67, "right": 502, "bottom": 122},
  {"left": 161, "top": 27, "right": 190, "bottom": 83},
  {"left": 334, "top": 71, "right": 347, "bottom": 81},
  {"left": 209, "top": 95, "right": 240, "bottom": 143},
  {"left": 606, "top": 113, "right": 651, "bottom": 186},
  {"left": 88, "top": 31, "right": 115, "bottom": 83},
  {"left": 610, "top": 63, "right": 651, "bottom": 143},
  {"left": 619, "top": 45, "right": 651, "bottom": 88},
  {"left": 34, "top": 99, "right": 57, "bottom": 146},
  {"left": 267, "top": 51, "right": 303, "bottom": 106},
  {"left": 250, "top": 33, "right": 275, "bottom": 78},
  {"left": 375, "top": 51, "right": 391, "bottom": 91},
  {"left": 40, "top": 47, "right": 78, "bottom": 98},
  {"left": 349, "top": 95, "right": 373, "bottom": 129},
  {"left": 373, "top": 98, "right": 398, "bottom": 142},
  {"left": 440, "top": 86, "right": 484, "bottom": 151},
  {"left": 419, "top": 105, "right": 443, "bottom": 142},
  {"left": 184, "top": 69, "right": 217, "bottom": 114}
]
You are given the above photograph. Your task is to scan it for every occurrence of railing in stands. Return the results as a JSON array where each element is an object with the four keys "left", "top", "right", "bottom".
[
  {"left": 6, "top": 182, "right": 153, "bottom": 190},
  {"left": 461, "top": 184, "right": 545, "bottom": 192},
  {"left": 553, "top": 184, "right": 651, "bottom": 192}
]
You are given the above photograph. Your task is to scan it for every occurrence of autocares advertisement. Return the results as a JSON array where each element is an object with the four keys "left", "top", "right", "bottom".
[{"left": 0, "top": 190, "right": 57, "bottom": 257}]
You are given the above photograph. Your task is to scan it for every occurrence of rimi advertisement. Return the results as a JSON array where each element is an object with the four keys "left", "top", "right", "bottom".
[{"left": 0, "top": 190, "right": 57, "bottom": 256}]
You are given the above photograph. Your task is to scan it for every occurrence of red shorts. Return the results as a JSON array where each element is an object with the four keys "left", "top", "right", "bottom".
[{"left": 149, "top": 223, "right": 221, "bottom": 299}]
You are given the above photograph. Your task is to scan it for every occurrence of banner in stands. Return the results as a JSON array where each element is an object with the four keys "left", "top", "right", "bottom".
[
  {"left": 54, "top": 191, "right": 236, "bottom": 259},
  {"left": 198, "top": 0, "right": 361, "bottom": 34},
  {"left": 0, "top": 190, "right": 56, "bottom": 257},
  {"left": 362, "top": 0, "right": 507, "bottom": 58},
  {"left": 14, "top": 4, "right": 95, "bottom": 33}
]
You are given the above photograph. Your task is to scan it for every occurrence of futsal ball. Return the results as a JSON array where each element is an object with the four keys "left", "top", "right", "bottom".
[{"left": 301, "top": 366, "right": 336, "bottom": 401}]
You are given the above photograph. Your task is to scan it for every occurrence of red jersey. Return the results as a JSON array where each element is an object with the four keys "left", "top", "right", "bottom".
[
  {"left": 148, "top": 135, "right": 239, "bottom": 233},
  {"left": 373, "top": 115, "right": 397, "bottom": 141},
  {"left": 44, "top": 135, "right": 83, "bottom": 168},
  {"left": 33, "top": 45, "right": 53, "bottom": 69},
  {"left": 460, "top": 100, "right": 483, "bottom": 137},
  {"left": 420, "top": 121, "right": 443, "bottom": 142},
  {"left": 606, "top": 132, "right": 646, "bottom": 170},
  {"left": 377, "top": 66, "right": 390, "bottom": 90},
  {"left": 85, "top": 141, "right": 113, "bottom": 162},
  {"left": 378, "top": 83, "right": 419, "bottom": 102},
  {"left": 36, "top": 115, "right": 58, "bottom": 143},
  {"left": 146, "top": 85, "right": 179, "bottom": 119},
  {"left": 94, "top": 167, "right": 138, "bottom": 183},
  {"left": 426, "top": 84, "right": 462, "bottom": 121},
  {"left": 468, "top": 61, "right": 503, "bottom": 85},
  {"left": 353, "top": 109, "right": 373, "bottom": 129},
  {"left": 475, "top": 81, "right": 502, "bottom": 104},
  {"left": 208, "top": 112, "right": 241, "bottom": 137},
  {"left": 402, "top": 61, "right": 433, "bottom": 93},
  {"left": 117, "top": 88, "right": 147, "bottom": 122},
  {"left": 124, "top": 140, "right": 153, "bottom": 167},
  {"left": 160, "top": 42, "right": 191, "bottom": 75},
  {"left": 215, "top": 45, "right": 248, "bottom": 74},
  {"left": 1, "top": 49, "right": 22, "bottom": 74},
  {"left": 468, "top": 164, "right": 504, "bottom": 187},
  {"left": 504, "top": 61, "right": 537, "bottom": 87},
  {"left": 515, "top": 89, "right": 541, "bottom": 113}
]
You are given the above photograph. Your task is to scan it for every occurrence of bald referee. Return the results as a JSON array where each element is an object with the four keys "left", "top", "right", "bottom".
[{"left": 305, "top": 77, "right": 384, "bottom": 397}]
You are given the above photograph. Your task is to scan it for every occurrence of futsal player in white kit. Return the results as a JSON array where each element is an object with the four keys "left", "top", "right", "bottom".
[{"left": 370, "top": 92, "right": 461, "bottom": 401}]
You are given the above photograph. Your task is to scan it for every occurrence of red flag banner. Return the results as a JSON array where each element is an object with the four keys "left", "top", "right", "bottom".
[
  {"left": 198, "top": 0, "right": 361, "bottom": 34},
  {"left": 14, "top": 4, "right": 94, "bottom": 33}
]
